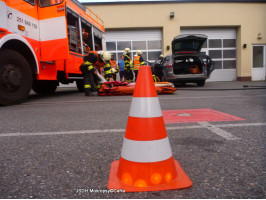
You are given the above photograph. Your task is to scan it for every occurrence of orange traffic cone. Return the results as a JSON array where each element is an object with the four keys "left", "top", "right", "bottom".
[{"left": 107, "top": 65, "right": 192, "bottom": 192}]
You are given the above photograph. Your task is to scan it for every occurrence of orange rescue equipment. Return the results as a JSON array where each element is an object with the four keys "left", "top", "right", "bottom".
[
  {"left": 189, "top": 65, "right": 201, "bottom": 74},
  {"left": 98, "top": 81, "right": 176, "bottom": 96}
]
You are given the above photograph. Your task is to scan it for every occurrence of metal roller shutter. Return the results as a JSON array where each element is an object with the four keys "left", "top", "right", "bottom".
[
  {"left": 181, "top": 28, "right": 237, "bottom": 82},
  {"left": 105, "top": 29, "right": 162, "bottom": 63}
]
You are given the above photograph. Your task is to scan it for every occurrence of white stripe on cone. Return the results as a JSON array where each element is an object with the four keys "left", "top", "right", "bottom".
[
  {"left": 129, "top": 97, "right": 162, "bottom": 118},
  {"left": 121, "top": 137, "right": 173, "bottom": 163}
]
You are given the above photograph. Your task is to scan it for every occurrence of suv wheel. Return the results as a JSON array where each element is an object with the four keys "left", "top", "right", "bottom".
[{"left": 197, "top": 80, "right": 205, "bottom": 87}]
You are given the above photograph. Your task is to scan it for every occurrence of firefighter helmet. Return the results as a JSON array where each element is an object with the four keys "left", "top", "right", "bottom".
[
  {"left": 124, "top": 48, "right": 130, "bottom": 53},
  {"left": 101, "top": 51, "right": 112, "bottom": 62},
  {"left": 136, "top": 50, "right": 142, "bottom": 55}
]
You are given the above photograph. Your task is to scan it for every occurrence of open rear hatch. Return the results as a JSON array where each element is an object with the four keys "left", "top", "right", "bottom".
[
  {"left": 171, "top": 34, "right": 207, "bottom": 75},
  {"left": 172, "top": 34, "right": 207, "bottom": 54}
]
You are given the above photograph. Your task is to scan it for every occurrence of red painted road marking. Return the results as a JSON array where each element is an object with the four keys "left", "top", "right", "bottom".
[{"left": 162, "top": 109, "right": 245, "bottom": 124}]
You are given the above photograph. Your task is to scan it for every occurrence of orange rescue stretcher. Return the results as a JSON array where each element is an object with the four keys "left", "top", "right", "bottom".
[{"left": 98, "top": 81, "right": 177, "bottom": 96}]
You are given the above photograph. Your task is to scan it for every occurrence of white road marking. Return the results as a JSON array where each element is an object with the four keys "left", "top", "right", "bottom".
[
  {"left": 198, "top": 122, "right": 239, "bottom": 140},
  {"left": 22, "top": 94, "right": 266, "bottom": 106},
  {"left": 0, "top": 122, "right": 266, "bottom": 138}
]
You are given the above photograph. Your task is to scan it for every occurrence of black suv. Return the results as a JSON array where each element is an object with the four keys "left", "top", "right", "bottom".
[{"left": 160, "top": 34, "right": 215, "bottom": 86}]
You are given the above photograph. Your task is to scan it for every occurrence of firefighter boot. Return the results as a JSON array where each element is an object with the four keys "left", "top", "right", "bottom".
[{"left": 84, "top": 88, "right": 94, "bottom": 96}]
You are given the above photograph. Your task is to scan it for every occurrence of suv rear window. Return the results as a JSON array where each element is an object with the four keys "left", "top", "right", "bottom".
[{"left": 173, "top": 41, "right": 200, "bottom": 52}]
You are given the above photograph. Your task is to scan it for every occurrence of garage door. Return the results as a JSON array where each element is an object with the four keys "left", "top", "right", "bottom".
[
  {"left": 181, "top": 28, "right": 237, "bottom": 81},
  {"left": 105, "top": 29, "right": 162, "bottom": 63}
]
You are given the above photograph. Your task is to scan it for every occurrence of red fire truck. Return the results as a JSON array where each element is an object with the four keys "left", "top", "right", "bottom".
[{"left": 0, "top": 0, "right": 105, "bottom": 105}]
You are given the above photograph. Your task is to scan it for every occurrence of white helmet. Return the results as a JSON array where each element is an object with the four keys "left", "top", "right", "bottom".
[
  {"left": 136, "top": 50, "right": 142, "bottom": 55},
  {"left": 124, "top": 48, "right": 130, "bottom": 53},
  {"left": 101, "top": 51, "right": 112, "bottom": 62}
]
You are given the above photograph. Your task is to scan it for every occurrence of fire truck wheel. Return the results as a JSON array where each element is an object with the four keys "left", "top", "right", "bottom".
[
  {"left": 0, "top": 49, "right": 32, "bottom": 105},
  {"left": 32, "top": 80, "right": 58, "bottom": 94},
  {"left": 76, "top": 80, "right": 84, "bottom": 92}
]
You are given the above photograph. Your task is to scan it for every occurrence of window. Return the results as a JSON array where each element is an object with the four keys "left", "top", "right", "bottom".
[
  {"left": 133, "top": 41, "right": 146, "bottom": 50},
  {"left": 223, "top": 60, "right": 236, "bottom": 69},
  {"left": 117, "top": 41, "right": 131, "bottom": 51},
  {"left": 148, "top": 51, "right": 162, "bottom": 60},
  {"left": 94, "top": 36, "right": 102, "bottom": 50},
  {"left": 24, "top": 0, "right": 35, "bottom": 5},
  {"left": 66, "top": 10, "right": 80, "bottom": 53},
  {"left": 81, "top": 20, "right": 92, "bottom": 54},
  {"left": 106, "top": 42, "right": 116, "bottom": 51},
  {"left": 39, "top": 0, "right": 63, "bottom": 7},
  {"left": 223, "top": 39, "right": 236, "bottom": 48},
  {"left": 209, "top": 39, "right": 222, "bottom": 48},
  {"left": 253, "top": 46, "right": 264, "bottom": 68},
  {"left": 107, "top": 40, "right": 162, "bottom": 63},
  {"left": 148, "top": 41, "right": 162, "bottom": 49},
  {"left": 213, "top": 61, "right": 222, "bottom": 69},
  {"left": 93, "top": 28, "right": 103, "bottom": 50},
  {"left": 201, "top": 38, "right": 236, "bottom": 70},
  {"left": 209, "top": 50, "right": 222, "bottom": 58},
  {"left": 223, "top": 50, "right": 236, "bottom": 58}
]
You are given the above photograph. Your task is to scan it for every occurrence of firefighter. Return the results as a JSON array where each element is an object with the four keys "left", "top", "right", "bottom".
[
  {"left": 152, "top": 74, "right": 160, "bottom": 82},
  {"left": 153, "top": 54, "right": 164, "bottom": 81},
  {"left": 101, "top": 51, "right": 114, "bottom": 82},
  {"left": 80, "top": 52, "right": 99, "bottom": 96},
  {"left": 110, "top": 54, "right": 118, "bottom": 81},
  {"left": 133, "top": 50, "right": 145, "bottom": 82},
  {"left": 124, "top": 48, "right": 133, "bottom": 82}
]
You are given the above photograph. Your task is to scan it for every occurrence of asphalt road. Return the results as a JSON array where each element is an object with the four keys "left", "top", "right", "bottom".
[{"left": 0, "top": 81, "right": 265, "bottom": 199}]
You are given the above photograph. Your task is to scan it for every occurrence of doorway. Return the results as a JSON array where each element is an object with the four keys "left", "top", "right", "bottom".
[{"left": 252, "top": 45, "right": 266, "bottom": 81}]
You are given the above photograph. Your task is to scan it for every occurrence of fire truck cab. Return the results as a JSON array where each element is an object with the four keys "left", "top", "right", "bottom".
[{"left": 0, "top": 0, "right": 105, "bottom": 105}]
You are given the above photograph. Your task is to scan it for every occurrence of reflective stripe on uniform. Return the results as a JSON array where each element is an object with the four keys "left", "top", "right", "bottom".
[
  {"left": 88, "top": 65, "right": 94, "bottom": 71},
  {"left": 103, "top": 63, "right": 112, "bottom": 75},
  {"left": 84, "top": 61, "right": 92, "bottom": 65},
  {"left": 84, "top": 85, "right": 91, "bottom": 88}
]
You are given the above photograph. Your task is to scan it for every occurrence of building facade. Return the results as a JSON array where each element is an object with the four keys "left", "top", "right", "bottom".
[{"left": 84, "top": 0, "right": 266, "bottom": 81}]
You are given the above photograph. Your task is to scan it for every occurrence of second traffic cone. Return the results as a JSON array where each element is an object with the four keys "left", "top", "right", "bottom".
[{"left": 107, "top": 65, "right": 192, "bottom": 192}]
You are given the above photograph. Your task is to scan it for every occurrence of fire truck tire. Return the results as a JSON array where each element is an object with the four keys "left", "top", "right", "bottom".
[
  {"left": 32, "top": 80, "right": 58, "bottom": 94},
  {"left": 76, "top": 80, "right": 84, "bottom": 92},
  {"left": 0, "top": 49, "right": 32, "bottom": 105}
]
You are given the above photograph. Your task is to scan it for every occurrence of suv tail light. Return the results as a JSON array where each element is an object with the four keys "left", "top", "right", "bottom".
[{"left": 167, "top": 63, "right": 173, "bottom": 68}]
